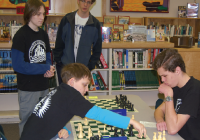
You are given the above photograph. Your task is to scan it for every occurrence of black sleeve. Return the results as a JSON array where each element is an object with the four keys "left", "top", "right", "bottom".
[
  {"left": 69, "top": 94, "right": 94, "bottom": 118},
  {"left": 44, "top": 30, "right": 51, "bottom": 53},
  {"left": 53, "top": 17, "right": 67, "bottom": 63},
  {"left": 88, "top": 20, "right": 102, "bottom": 70}
]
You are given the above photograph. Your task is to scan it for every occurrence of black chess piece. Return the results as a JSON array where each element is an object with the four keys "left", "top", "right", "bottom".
[
  {"left": 131, "top": 104, "right": 134, "bottom": 111},
  {"left": 94, "top": 135, "right": 99, "bottom": 140},
  {"left": 90, "top": 136, "right": 94, "bottom": 140},
  {"left": 110, "top": 126, "right": 113, "bottom": 132},
  {"left": 114, "top": 128, "right": 118, "bottom": 137},
  {"left": 120, "top": 129, "right": 125, "bottom": 136},
  {"left": 129, "top": 130, "right": 135, "bottom": 137}
]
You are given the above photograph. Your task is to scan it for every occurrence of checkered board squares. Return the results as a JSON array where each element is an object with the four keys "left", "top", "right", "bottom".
[
  {"left": 89, "top": 99, "right": 138, "bottom": 113},
  {"left": 70, "top": 120, "right": 150, "bottom": 140}
]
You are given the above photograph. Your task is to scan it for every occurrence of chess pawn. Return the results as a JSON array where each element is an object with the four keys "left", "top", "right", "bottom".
[
  {"left": 131, "top": 115, "right": 134, "bottom": 120},
  {"left": 84, "top": 118, "right": 88, "bottom": 125},
  {"left": 153, "top": 132, "right": 157, "bottom": 140},
  {"left": 98, "top": 130, "right": 101, "bottom": 137},
  {"left": 103, "top": 125, "right": 106, "bottom": 132},
  {"left": 78, "top": 130, "right": 83, "bottom": 139},
  {"left": 163, "top": 130, "right": 166, "bottom": 135},
  {"left": 77, "top": 123, "right": 82, "bottom": 131}
]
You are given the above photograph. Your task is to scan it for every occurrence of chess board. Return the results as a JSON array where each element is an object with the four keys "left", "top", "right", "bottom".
[
  {"left": 70, "top": 120, "right": 150, "bottom": 140},
  {"left": 89, "top": 99, "right": 138, "bottom": 113}
]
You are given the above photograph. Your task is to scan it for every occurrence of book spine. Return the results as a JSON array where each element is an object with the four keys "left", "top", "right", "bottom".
[
  {"left": 126, "top": 49, "right": 129, "bottom": 69},
  {"left": 92, "top": 73, "right": 100, "bottom": 90},
  {"left": 128, "top": 51, "right": 133, "bottom": 69},
  {"left": 118, "top": 51, "right": 123, "bottom": 68},
  {"left": 96, "top": 73, "right": 104, "bottom": 90},
  {"left": 100, "top": 53, "right": 108, "bottom": 69},
  {"left": 97, "top": 71, "right": 108, "bottom": 90}
]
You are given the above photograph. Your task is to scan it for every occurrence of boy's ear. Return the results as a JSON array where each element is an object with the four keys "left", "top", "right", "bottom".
[
  {"left": 175, "top": 66, "right": 181, "bottom": 74},
  {"left": 68, "top": 78, "right": 75, "bottom": 87}
]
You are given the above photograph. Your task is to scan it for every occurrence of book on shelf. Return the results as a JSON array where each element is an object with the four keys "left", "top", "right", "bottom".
[
  {"left": 129, "top": 25, "right": 147, "bottom": 42},
  {"left": 102, "top": 27, "right": 112, "bottom": 43},
  {"left": 156, "top": 28, "right": 165, "bottom": 41},
  {"left": 97, "top": 71, "right": 108, "bottom": 90},
  {"left": 178, "top": 6, "right": 187, "bottom": 18},
  {"left": 10, "top": 26, "right": 22, "bottom": 39},
  {"left": 47, "top": 25, "right": 58, "bottom": 42},
  {"left": 146, "top": 29, "right": 155, "bottom": 42},
  {"left": 0, "top": 50, "right": 12, "bottom": 70},
  {"left": 100, "top": 53, "right": 108, "bottom": 69},
  {"left": 0, "top": 26, "right": 10, "bottom": 42},
  {"left": 95, "top": 60, "right": 104, "bottom": 69},
  {"left": 89, "top": 71, "right": 107, "bottom": 91},
  {"left": 0, "top": 73, "right": 18, "bottom": 93},
  {"left": 187, "top": 3, "right": 199, "bottom": 18}
]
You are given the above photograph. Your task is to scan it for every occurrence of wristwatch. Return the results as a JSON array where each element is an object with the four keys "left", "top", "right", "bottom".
[{"left": 164, "top": 96, "right": 173, "bottom": 102}]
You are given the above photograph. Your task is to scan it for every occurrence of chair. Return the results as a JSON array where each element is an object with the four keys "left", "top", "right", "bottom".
[
  {"left": 155, "top": 99, "right": 164, "bottom": 109},
  {"left": 0, "top": 125, "right": 7, "bottom": 140}
]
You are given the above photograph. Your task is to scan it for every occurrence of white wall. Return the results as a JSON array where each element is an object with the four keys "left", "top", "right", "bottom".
[
  {"left": 106, "top": 0, "right": 200, "bottom": 17},
  {"left": 90, "top": 0, "right": 102, "bottom": 17}
]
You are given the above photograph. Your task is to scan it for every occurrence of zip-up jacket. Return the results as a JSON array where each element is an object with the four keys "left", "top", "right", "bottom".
[{"left": 53, "top": 11, "right": 102, "bottom": 70}]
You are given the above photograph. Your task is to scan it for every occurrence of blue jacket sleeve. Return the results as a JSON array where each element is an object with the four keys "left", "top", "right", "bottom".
[
  {"left": 85, "top": 106, "right": 130, "bottom": 129},
  {"left": 63, "top": 126, "right": 71, "bottom": 135},
  {"left": 11, "top": 49, "right": 50, "bottom": 75},
  {"left": 88, "top": 21, "right": 102, "bottom": 70},
  {"left": 46, "top": 52, "right": 52, "bottom": 65}
]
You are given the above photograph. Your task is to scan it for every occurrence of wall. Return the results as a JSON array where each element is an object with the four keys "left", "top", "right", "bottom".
[{"left": 106, "top": 0, "right": 200, "bottom": 17}]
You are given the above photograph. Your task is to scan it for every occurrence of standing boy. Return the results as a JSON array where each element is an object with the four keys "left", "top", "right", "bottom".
[
  {"left": 153, "top": 48, "right": 200, "bottom": 140},
  {"left": 11, "top": 0, "right": 55, "bottom": 135},
  {"left": 53, "top": 0, "right": 102, "bottom": 84},
  {"left": 20, "top": 63, "right": 146, "bottom": 140}
]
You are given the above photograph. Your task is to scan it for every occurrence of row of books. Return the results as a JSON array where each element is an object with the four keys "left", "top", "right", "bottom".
[
  {"left": 89, "top": 71, "right": 108, "bottom": 91},
  {"left": 112, "top": 70, "right": 160, "bottom": 90},
  {"left": 112, "top": 49, "right": 163, "bottom": 69}
]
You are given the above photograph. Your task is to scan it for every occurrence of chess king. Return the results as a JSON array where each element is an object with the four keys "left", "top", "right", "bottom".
[
  {"left": 153, "top": 48, "right": 200, "bottom": 140},
  {"left": 20, "top": 63, "right": 146, "bottom": 140}
]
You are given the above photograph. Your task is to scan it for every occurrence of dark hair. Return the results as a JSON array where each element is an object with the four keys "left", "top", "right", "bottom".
[
  {"left": 152, "top": 48, "right": 186, "bottom": 73},
  {"left": 61, "top": 63, "right": 92, "bottom": 83},
  {"left": 24, "top": 0, "right": 46, "bottom": 25},
  {"left": 92, "top": 0, "right": 96, "bottom": 3}
]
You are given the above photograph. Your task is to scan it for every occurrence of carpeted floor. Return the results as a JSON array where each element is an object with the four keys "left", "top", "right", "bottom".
[{"left": 1, "top": 123, "right": 19, "bottom": 140}]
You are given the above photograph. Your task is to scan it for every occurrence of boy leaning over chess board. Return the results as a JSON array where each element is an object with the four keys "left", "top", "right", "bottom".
[
  {"left": 153, "top": 48, "right": 200, "bottom": 140},
  {"left": 20, "top": 63, "right": 146, "bottom": 140}
]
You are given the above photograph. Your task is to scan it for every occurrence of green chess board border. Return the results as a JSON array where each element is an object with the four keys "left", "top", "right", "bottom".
[
  {"left": 89, "top": 99, "right": 138, "bottom": 113},
  {"left": 70, "top": 120, "right": 150, "bottom": 140}
]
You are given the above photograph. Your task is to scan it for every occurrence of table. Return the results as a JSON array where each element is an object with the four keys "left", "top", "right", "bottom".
[{"left": 51, "top": 95, "right": 183, "bottom": 140}]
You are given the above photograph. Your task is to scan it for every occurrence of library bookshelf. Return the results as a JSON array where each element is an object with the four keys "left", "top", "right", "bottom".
[
  {"left": 89, "top": 41, "right": 174, "bottom": 95},
  {"left": 144, "top": 17, "right": 200, "bottom": 40}
]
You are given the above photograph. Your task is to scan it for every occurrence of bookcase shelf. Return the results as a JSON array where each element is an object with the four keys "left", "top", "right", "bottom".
[
  {"left": 112, "top": 68, "right": 153, "bottom": 71},
  {"left": 144, "top": 17, "right": 200, "bottom": 40},
  {"left": 0, "top": 70, "right": 14, "bottom": 73}
]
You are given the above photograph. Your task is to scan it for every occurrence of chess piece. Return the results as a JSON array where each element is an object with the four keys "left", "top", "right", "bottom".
[
  {"left": 90, "top": 136, "right": 94, "bottom": 140},
  {"left": 94, "top": 135, "right": 99, "bottom": 140},
  {"left": 128, "top": 129, "right": 134, "bottom": 137},
  {"left": 153, "top": 132, "right": 157, "bottom": 140},
  {"left": 163, "top": 130, "right": 165, "bottom": 135},
  {"left": 132, "top": 115, "right": 134, "bottom": 120},
  {"left": 98, "top": 130, "right": 101, "bottom": 137},
  {"left": 84, "top": 118, "right": 88, "bottom": 125},
  {"left": 110, "top": 126, "right": 113, "bottom": 132},
  {"left": 120, "top": 129, "right": 125, "bottom": 136},
  {"left": 114, "top": 128, "right": 118, "bottom": 137},
  {"left": 78, "top": 130, "right": 83, "bottom": 138},
  {"left": 131, "top": 104, "right": 134, "bottom": 111},
  {"left": 103, "top": 124, "right": 106, "bottom": 132},
  {"left": 77, "top": 123, "right": 82, "bottom": 131}
]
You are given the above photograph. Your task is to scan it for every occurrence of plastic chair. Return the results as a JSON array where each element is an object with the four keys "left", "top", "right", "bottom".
[{"left": 155, "top": 99, "right": 164, "bottom": 109}]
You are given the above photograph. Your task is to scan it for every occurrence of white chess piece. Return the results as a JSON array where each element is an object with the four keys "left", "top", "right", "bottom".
[
  {"left": 163, "top": 130, "right": 166, "bottom": 135},
  {"left": 84, "top": 118, "right": 88, "bottom": 125},
  {"left": 98, "top": 130, "right": 101, "bottom": 137},
  {"left": 103, "top": 125, "right": 106, "bottom": 132},
  {"left": 78, "top": 130, "right": 83, "bottom": 138},
  {"left": 131, "top": 115, "right": 134, "bottom": 120},
  {"left": 153, "top": 132, "right": 157, "bottom": 140}
]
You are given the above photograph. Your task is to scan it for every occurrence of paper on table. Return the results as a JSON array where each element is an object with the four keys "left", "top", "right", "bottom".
[{"left": 140, "top": 121, "right": 157, "bottom": 128}]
